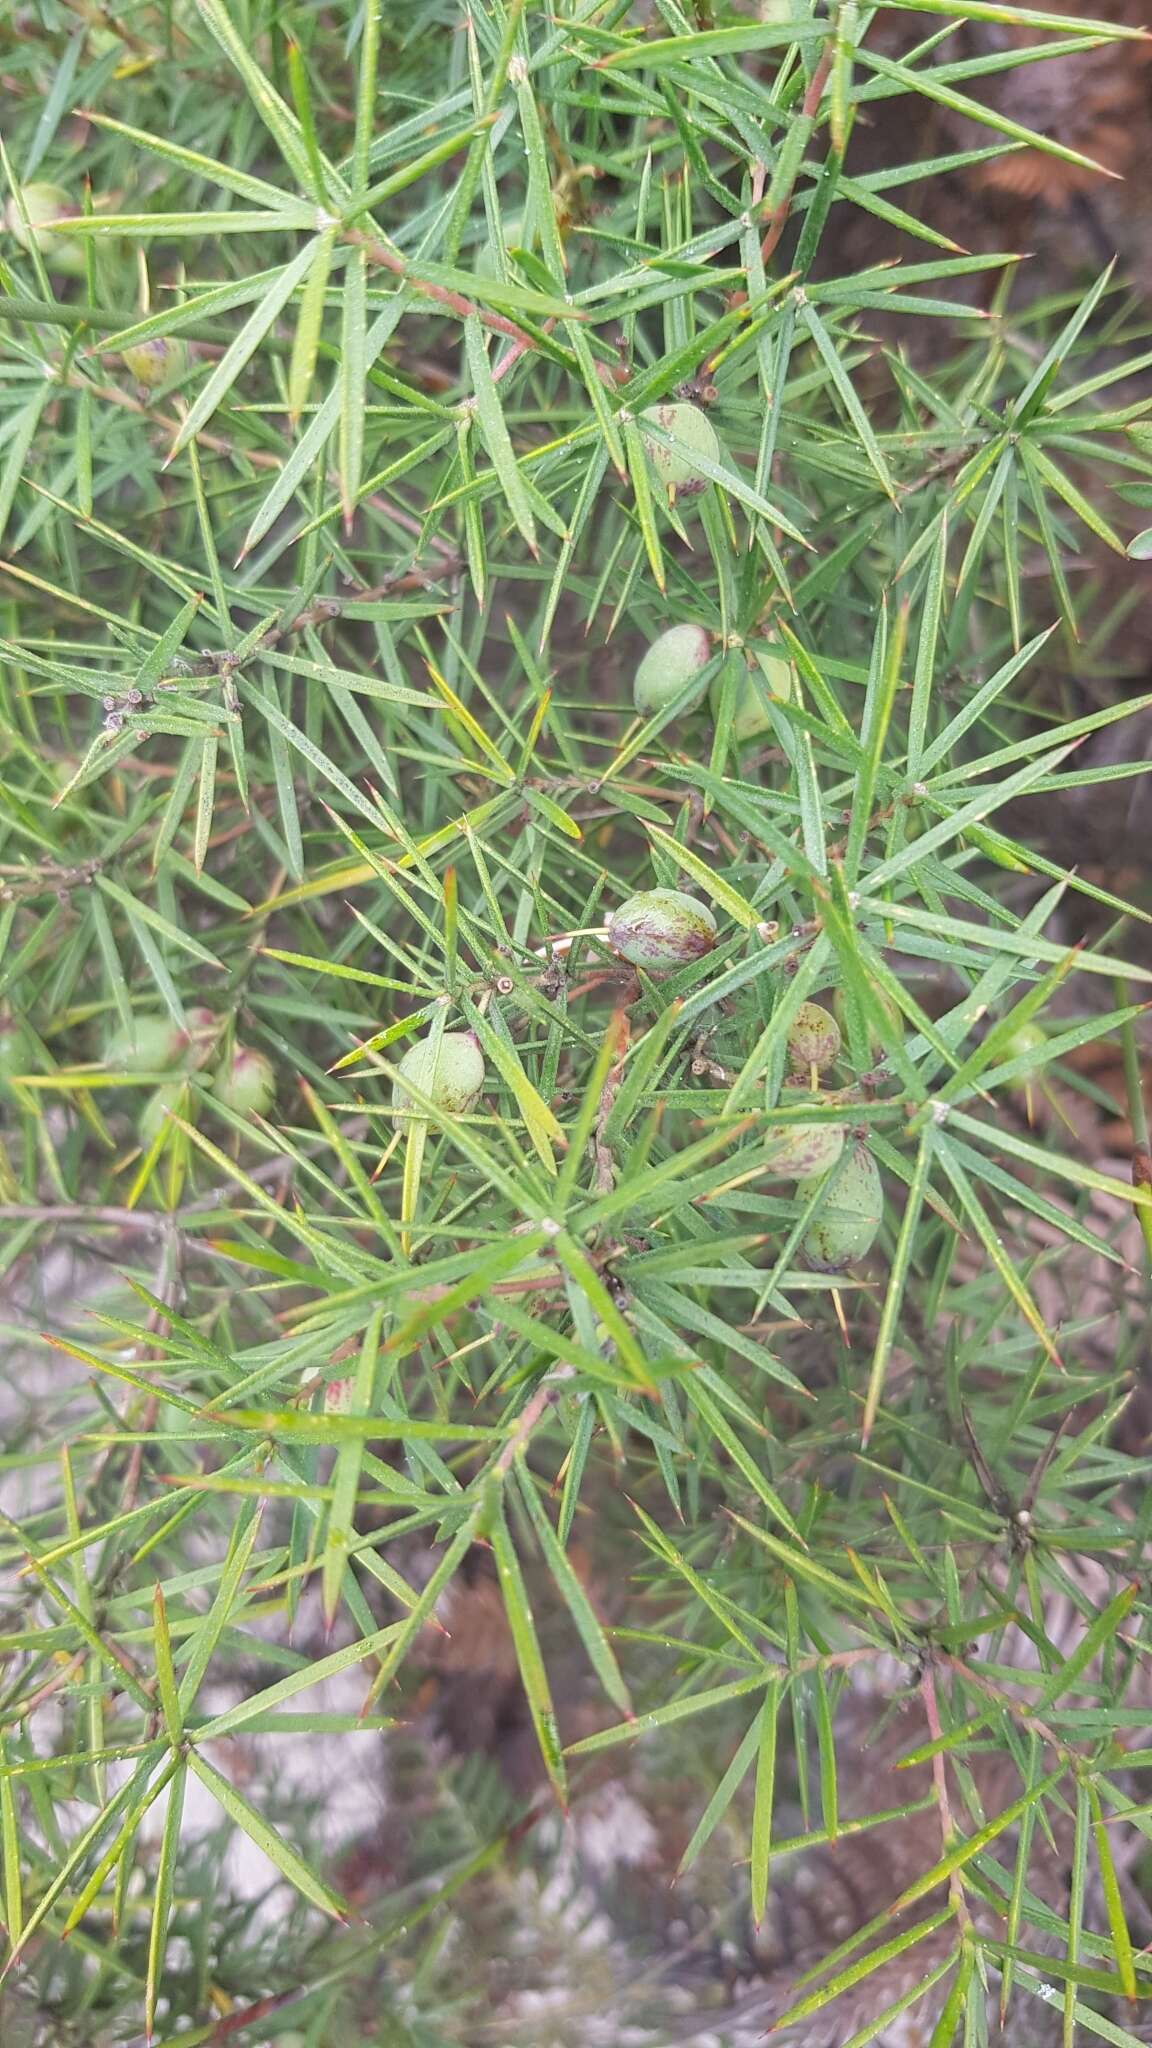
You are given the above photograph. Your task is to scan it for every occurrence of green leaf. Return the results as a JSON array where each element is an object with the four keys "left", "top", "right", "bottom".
[
  {"left": 770, "top": 1909, "right": 955, "bottom": 2032},
  {"left": 676, "top": 1709, "right": 764, "bottom": 1879},
  {"left": 488, "top": 1495, "right": 568, "bottom": 1807},
  {"left": 169, "top": 236, "right": 325, "bottom": 459},
  {"left": 566, "top": 1673, "right": 770, "bottom": 1756},
  {"left": 859, "top": 45, "right": 1128, "bottom": 180},
  {"left": 464, "top": 316, "right": 542, "bottom": 555},
  {"left": 321, "top": 1311, "right": 382, "bottom": 1627},
  {"left": 187, "top": 1751, "right": 348, "bottom": 1918},
  {"left": 645, "top": 822, "right": 762, "bottom": 928},
  {"left": 799, "top": 297, "right": 896, "bottom": 499},
  {"left": 751, "top": 1679, "right": 781, "bottom": 1929},
  {"left": 145, "top": 1763, "right": 186, "bottom": 2040},
  {"left": 93, "top": 877, "right": 222, "bottom": 971},
  {"left": 85, "top": 112, "right": 311, "bottom": 210},
  {"left": 517, "top": 1467, "right": 633, "bottom": 1717},
  {"left": 177, "top": 1502, "right": 264, "bottom": 1712},
  {"left": 287, "top": 225, "right": 336, "bottom": 424},
  {"left": 594, "top": 19, "right": 826, "bottom": 69},
  {"left": 193, "top": 0, "right": 346, "bottom": 200}
]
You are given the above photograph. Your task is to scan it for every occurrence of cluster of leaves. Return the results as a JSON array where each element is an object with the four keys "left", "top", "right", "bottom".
[{"left": 3, "top": 1, "right": 1152, "bottom": 2042}]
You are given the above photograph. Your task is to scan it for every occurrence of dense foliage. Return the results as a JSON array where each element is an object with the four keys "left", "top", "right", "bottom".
[{"left": 3, "top": 2, "right": 1152, "bottom": 2043}]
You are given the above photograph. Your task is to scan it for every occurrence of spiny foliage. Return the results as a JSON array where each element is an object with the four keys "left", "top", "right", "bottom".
[{"left": 2, "top": 2, "right": 1152, "bottom": 2042}]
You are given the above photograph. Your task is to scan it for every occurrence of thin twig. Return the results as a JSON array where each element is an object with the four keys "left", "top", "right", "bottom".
[
  {"left": 345, "top": 227, "right": 541, "bottom": 351},
  {"left": 920, "top": 1665, "right": 964, "bottom": 1907},
  {"left": 759, "top": 40, "right": 836, "bottom": 264},
  {"left": 494, "top": 1367, "right": 575, "bottom": 1476},
  {"left": 593, "top": 1012, "right": 629, "bottom": 1194}
]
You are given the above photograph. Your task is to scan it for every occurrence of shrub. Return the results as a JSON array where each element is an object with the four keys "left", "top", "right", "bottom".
[{"left": 2, "top": 3, "right": 1152, "bottom": 2043}]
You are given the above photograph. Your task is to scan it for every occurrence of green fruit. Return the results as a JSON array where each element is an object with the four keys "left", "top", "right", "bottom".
[
  {"left": 786, "top": 1002, "right": 841, "bottom": 1077},
  {"left": 640, "top": 402, "right": 720, "bottom": 495},
  {"left": 633, "top": 623, "right": 712, "bottom": 716},
  {"left": 213, "top": 1046, "right": 275, "bottom": 1116},
  {"left": 606, "top": 888, "right": 717, "bottom": 972},
  {"left": 798, "top": 1144, "right": 883, "bottom": 1271},
  {"left": 4, "top": 184, "right": 85, "bottom": 274},
  {"left": 120, "top": 336, "right": 187, "bottom": 389},
  {"left": 763, "top": 1121, "right": 846, "bottom": 1181},
  {"left": 1003, "top": 1021, "right": 1046, "bottom": 1075},
  {"left": 106, "top": 1015, "right": 188, "bottom": 1072},
  {"left": 140, "top": 1079, "right": 189, "bottom": 1146},
  {"left": 711, "top": 645, "right": 794, "bottom": 741},
  {"left": 392, "top": 1031, "right": 485, "bottom": 1122}
]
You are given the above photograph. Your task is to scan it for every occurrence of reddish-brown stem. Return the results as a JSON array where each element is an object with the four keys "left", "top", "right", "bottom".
[
  {"left": 494, "top": 1367, "right": 572, "bottom": 1475},
  {"left": 493, "top": 318, "right": 558, "bottom": 384},
  {"left": 919, "top": 1664, "right": 956, "bottom": 1848},
  {"left": 759, "top": 40, "right": 835, "bottom": 264},
  {"left": 920, "top": 1664, "right": 976, "bottom": 1935},
  {"left": 345, "top": 227, "right": 538, "bottom": 351}
]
